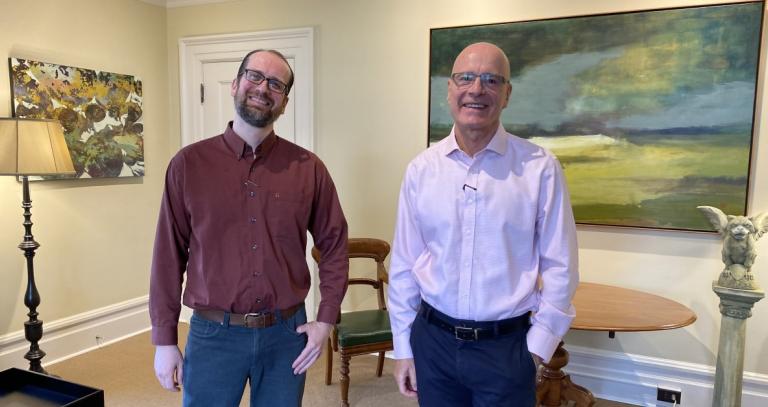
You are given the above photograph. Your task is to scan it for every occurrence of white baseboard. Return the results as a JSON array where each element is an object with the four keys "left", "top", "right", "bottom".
[
  {"left": 566, "top": 344, "right": 768, "bottom": 406},
  {"left": 0, "top": 295, "right": 151, "bottom": 371}
]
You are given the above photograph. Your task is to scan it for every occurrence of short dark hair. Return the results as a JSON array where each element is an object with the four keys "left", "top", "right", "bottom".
[{"left": 236, "top": 49, "right": 295, "bottom": 95}]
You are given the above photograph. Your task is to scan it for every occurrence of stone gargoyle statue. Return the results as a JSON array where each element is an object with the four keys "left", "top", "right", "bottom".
[{"left": 697, "top": 206, "right": 768, "bottom": 290}]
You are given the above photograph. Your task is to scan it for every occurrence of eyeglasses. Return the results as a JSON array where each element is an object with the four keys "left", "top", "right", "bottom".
[
  {"left": 450, "top": 72, "right": 508, "bottom": 89},
  {"left": 241, "top": 69, "right": 289, "bottom": 94}
]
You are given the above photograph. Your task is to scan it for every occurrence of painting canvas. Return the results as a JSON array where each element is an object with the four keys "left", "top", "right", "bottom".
[
  {"left": 9, "top": 58, "right": 144, "bottom": 179},
  {"left": 429, "top": 2, "right": 763, "bottom": 231}
]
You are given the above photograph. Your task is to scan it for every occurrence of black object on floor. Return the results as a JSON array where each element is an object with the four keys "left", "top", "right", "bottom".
[{"left": 0, "top": 368, "right": 104, "bottom": 406}]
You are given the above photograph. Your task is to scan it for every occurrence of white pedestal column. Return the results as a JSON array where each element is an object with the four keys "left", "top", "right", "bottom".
[{"left": 712, "top": 283, "right": 764, "bottom": 407}]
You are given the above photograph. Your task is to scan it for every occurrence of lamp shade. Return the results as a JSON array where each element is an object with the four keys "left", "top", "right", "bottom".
[{"left": 0, "top": 118, "right": 75, "bottom": 176}]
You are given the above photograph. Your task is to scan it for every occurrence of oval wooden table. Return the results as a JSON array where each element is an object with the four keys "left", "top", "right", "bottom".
[{"left": 536, "top": 282, "right": 697, "bottom": 407}]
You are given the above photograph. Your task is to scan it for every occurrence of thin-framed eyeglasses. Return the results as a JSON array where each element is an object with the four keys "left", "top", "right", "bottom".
[
  {"left": 450, "top": 72, "right": 508, "bottom": 90},
  {"left": 241, "top": 69, "right": 289, "bottom": 94}
]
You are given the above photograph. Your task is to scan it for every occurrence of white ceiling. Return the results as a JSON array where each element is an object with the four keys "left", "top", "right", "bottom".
[{"left": 139, "top": 0, "right": 235, "bottom": 8}]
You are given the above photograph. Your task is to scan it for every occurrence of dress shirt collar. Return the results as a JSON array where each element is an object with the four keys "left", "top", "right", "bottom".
[
  {"left": 441, "top": 124, "right": 508, "bottom": 158},
  {"left": 222, "top": 121, "right": 277, "bottom": 160}
]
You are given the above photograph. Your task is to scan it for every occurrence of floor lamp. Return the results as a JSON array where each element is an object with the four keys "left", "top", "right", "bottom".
[{"left": 0, "top": 117, "right": 75, "bottom": 374}]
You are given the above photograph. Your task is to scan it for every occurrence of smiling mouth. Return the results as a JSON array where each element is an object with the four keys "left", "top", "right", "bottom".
[
  {"left": 248, "top": 94, "right": 272, "bottom": 108},
  {"left": 462, "top": 102, "right": 488, "bottom": 110}
]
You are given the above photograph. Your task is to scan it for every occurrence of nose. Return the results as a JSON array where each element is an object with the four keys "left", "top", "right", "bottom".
[
  {"left": 254, "top": 80, "right": 270, "bottom": 92},
  {"left": 467, "top": 76, "right": 484, "bottom": 93}
]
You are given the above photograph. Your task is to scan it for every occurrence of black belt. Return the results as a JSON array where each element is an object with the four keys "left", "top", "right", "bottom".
[
  {"left": 194, "top": 304, "right": 302, "bottom": 329},
  {"left": 419, "top": 301, "right": 530, "bottom": 341}
]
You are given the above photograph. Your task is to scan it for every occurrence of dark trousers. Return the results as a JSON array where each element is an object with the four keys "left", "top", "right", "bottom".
[
  {"left": 410, "top": 302, "right": 536, "bottom": 407},
  {"left": 182, "top": 307, "right": 308, "bottom": 407}
]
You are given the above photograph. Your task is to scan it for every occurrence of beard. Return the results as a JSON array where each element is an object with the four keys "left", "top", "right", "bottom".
[{"left": 235, "top": 89, "right": 278, "bottom": 128}]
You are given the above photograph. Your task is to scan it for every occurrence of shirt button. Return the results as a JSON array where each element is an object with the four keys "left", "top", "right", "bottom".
[
  {"left": 250, "top": 217, "right": 257, "bottom": 223},
  {"left": 249, "top": 191, "right": 256, "bottom": 197},
  {"left": 256, "top": 298, "right": 262, "bottom": 303},
  {"left": 251, "top": 244, "right": 258, "bottom": 250}
]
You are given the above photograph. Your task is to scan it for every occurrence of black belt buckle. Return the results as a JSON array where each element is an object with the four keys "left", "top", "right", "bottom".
[{"left": 454, "top": 326, "right": 478, "bottom": 341}]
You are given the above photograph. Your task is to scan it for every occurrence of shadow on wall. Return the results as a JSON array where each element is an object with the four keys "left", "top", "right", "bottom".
[
  {"left": 576, "top": 225, "right": 719, "bottom": 258},
  {"left": 565, "top": 325, "right": 713, "bottom": 366},
  {"left": 0, "top": 259, "right": 25, "bottom": 336}
]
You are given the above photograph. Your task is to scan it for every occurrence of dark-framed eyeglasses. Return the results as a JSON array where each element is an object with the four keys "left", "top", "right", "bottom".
[
  {"left": 450, "top": 72, "right": 508, "bottom": 89},
  {"left": 241, "top": 69, "right": 289, "bottom": 94}
]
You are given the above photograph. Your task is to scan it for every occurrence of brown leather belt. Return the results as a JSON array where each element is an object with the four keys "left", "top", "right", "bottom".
[{"left": 194, "top": 304, "right": 302, "bottom": 328}]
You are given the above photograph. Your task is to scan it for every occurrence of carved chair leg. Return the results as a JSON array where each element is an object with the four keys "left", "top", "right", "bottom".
[
  {"left": 376, "top": 351, "right": 385, "bottom": 377},
  {"left": 325, "top": 337, "right": 333, "bottom": 385},
  {"left": 340, "top": 354, "right": 351, "bottom": 407}
]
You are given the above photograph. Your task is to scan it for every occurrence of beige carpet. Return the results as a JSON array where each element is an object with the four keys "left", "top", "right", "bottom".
[{"left": 46, "top": 324, "right": 634, "bottom": 406}]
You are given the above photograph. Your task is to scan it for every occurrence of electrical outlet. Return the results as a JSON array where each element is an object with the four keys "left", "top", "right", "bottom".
[{"left": 657, "top": 387, "right": 682, "bottom": 403}]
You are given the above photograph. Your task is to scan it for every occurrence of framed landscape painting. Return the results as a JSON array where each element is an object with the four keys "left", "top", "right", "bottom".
[
  {"left": 9, "top": 58, "right": 144, "bottom": 179},
  {"left": 429, "top": 2, "right": 763, "bottom": 232}
]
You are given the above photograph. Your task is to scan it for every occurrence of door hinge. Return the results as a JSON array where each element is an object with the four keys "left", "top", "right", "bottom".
[{"left": 200, "top": 83, "right": 204, "bottom": 104}]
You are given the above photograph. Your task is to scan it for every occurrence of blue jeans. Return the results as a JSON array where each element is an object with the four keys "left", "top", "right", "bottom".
[
  {"left": 182, "top": 307, "right": 308, "bottom": 407},
  {"left": 410, "top": 305, "right": 536, "bottom": 407}
]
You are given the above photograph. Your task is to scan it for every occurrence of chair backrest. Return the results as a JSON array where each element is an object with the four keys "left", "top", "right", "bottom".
[{"left": 312, "top": 238, "right": 391, "bottom": 311}]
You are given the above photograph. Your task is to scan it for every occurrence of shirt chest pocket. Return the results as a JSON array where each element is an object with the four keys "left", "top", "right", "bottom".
[{"left": 265, "top": 189, "right": 310, "bottom": 239}]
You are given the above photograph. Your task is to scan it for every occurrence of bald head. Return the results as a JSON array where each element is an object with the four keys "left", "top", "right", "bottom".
[
  {"left": 447, "top": 42, "right": 512, "bottom": 155},
  {"left": 452, "top": 42, "right": 511, "bottom": 81}
]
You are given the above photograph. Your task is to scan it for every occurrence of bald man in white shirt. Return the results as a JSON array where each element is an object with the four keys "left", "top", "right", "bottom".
[{"left": 387, "top": 42, "right": 579, "bottom": 407}]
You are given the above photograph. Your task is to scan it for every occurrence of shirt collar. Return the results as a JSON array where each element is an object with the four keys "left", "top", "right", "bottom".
[
  {"left": 222, "top": 121, "right": 277, "bottom": 160},
  {"left": 440, "top": 124, "right": 508, "bottom": 157}
]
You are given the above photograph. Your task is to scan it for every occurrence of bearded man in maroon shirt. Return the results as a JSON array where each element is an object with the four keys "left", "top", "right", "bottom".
[{"left": 149, "top": 49, "right": 349, "bottom": 407}]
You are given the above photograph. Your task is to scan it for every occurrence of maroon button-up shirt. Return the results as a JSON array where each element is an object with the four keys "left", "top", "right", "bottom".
[{"left": 149, "top": 123, "right": 348, "bottom": 345}]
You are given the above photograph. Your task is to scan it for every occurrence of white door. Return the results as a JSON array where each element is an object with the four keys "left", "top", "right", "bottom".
[
  {"left": 178, "top": 29, "right": 319, "bottom": 321},
  {"left": 200, "top": 58, "right": 296, "bottom": 142}
]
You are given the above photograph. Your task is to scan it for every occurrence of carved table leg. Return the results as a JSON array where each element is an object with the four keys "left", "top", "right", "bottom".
[
  {"left": 536, "top": 341, "right": 595, "bottom": 407},
  {"left": 340, "top": 354, "right": 351, "bottom": 407}
]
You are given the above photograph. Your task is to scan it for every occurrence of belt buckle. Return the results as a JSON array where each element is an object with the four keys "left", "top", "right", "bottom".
[
  {"left": 454, "top": 326, "right": 478, "bottom": 341},
  {"left": 243, "top": 312, "right": 268, "bottom": 328}
]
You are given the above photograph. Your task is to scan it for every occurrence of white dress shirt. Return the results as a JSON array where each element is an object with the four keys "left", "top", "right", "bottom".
[{"left": 388, "top": 125, "right": 579, "bottom": 362}]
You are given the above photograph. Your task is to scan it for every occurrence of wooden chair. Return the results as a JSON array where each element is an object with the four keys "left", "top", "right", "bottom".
[{"left": 311, "top": 238, "right": 393, "bottom": 407}]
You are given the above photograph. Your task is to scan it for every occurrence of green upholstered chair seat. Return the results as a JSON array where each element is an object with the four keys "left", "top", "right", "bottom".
[{"left": 336, "top": 309, "right": 392, "bottom": 347}]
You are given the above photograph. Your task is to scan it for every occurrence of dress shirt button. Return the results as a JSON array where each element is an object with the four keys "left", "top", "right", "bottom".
[
  {"left": 256, "top": 298, "right": 262, "bottom": 303},
  {"left": 250, "top": 217, "right": 257, "bottom": 223},
  {"left": 251, "top": 244, "right": 258, "bottom": 250},
  {"left": 249, "top": 191, "right": 256, "bottom": 197}
]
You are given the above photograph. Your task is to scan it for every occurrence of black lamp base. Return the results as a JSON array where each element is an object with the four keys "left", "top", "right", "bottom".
[{"left": 18, "top": 175, "right": 48, "bottom": 374}]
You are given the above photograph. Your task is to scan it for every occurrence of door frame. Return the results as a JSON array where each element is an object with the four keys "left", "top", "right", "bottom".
[
  {"left": 178, "top": 27, "right": 314, "bottom": 150},
  {"left": 177, "top": 28, "right": 319, "bottom": 320}
]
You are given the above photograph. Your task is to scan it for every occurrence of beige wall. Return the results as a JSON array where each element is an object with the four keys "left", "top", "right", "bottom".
[
  {"left": 165, "top": 0, "right": 768, "bottom": 374},
  {"left": 0, "top": 0, "right": 168, "bottom": 336},
  {"left": 0, "top": 0, "right": 765, "bottom": 378}
]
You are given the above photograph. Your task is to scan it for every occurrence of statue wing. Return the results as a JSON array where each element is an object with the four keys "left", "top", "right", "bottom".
[
  {"left": 752, "top": 211, "right": 768, "bottom": 240},
  {"left": 697, "top": 206, "right": 728, "bottom": 235}
]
